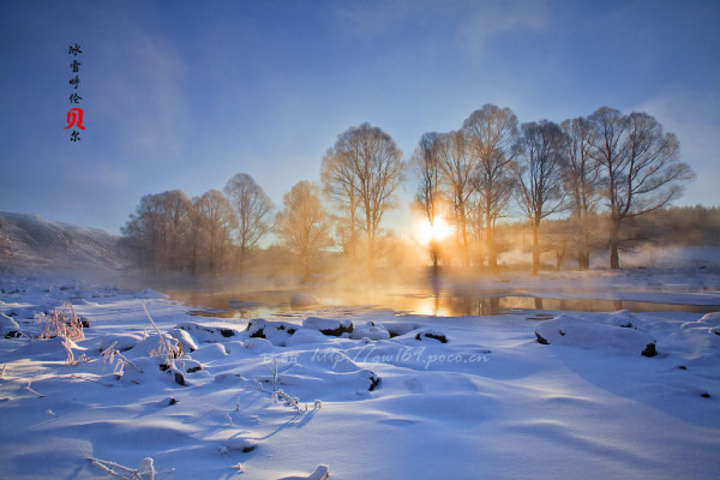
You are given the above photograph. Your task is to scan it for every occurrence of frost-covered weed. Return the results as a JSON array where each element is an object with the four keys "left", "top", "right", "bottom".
[
  {"left": 37, "top": 303, "right": 87, "bottom": 365},
  {"left": 38, "top": 302, "right": 85, "bottom": 342},
  {"left": 142, "top": 305, "right": 181, "bottom": 369},
  {"left": 101, "top": 341, "right": 142, "bottom": 376},
  {"left": 89, "top": 456, "right": 156, "bottom": 480},
  {"left": 252, "top": 357, "right": 305, "bottom": 413}
]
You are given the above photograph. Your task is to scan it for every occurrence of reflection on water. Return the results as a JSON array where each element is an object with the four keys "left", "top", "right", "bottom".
[{"left": 167, "top": 288, "right": 720, "bottom": 319}]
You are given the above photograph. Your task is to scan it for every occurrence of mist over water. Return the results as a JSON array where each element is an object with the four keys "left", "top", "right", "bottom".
[{"left": 166, "top": 281, "right": 720, "bottom": 319}]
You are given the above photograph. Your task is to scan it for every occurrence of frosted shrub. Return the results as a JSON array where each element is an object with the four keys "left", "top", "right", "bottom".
[{"left": 38, "top": 302, "right": 85, "bottom": 342}]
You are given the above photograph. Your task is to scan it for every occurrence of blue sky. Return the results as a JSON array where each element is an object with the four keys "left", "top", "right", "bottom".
[{"left": 1, "top": 0, "right": 718, "bottom": 235}]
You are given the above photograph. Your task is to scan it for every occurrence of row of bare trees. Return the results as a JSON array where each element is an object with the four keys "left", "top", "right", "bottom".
[
  {"left": 122, "top": 174, "right": 274, "bottom": 274},
  {"left": 122, "top": 104, "right": 693, "bottom": 277},
  {"left": 413, "top": 104, "right": 693, "bottom": 274}
]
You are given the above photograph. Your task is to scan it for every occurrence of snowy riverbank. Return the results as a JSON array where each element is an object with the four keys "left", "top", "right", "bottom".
[{"left": 1, "top": 272, "right": 719, "bottom": 479}]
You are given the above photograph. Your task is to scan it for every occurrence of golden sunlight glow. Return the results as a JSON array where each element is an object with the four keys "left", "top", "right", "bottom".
[{"left": 416, "top": 217, "right": 453, "bottom": 244}]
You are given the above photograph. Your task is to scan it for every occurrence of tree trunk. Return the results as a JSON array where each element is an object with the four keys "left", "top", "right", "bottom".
[
  {"left": 578, "top": 249, "right": 590, "bottom": 270},
  {"left": 577, "top": 216, "right": 591, "bottom": 270},
  {"left": 531, "top": 220, "right": 540, "bottom": 276},
  {"left": 486, "top": 214, "right": 497, "bottom": 274},
  {"left": 609, "top": 221, "right": 620, "bottom": 269},
  {"left": 459, "top": 206, "right": 470, "bottom": 269}
]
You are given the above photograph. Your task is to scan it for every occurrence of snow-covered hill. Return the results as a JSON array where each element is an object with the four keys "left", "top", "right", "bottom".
[{"left": 0, "top": 211, "right": 130, "bottom": 273}]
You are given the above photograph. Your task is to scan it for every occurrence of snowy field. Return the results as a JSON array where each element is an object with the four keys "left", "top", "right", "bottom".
[{"left": 1, "top": 270, "right": 719, "bottom": 479}]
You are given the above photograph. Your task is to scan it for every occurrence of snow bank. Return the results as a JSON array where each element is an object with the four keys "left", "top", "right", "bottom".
[
  {"left": 303, "top": 317, "right": 353, "bottom": 336},
  {"left": 534, "top": 313, "right": 657, "bottom": 356},
  {"left": 350, "top": 321, "right": 391, "bottom": 341},
  {"left": 1, "top": 273, "right": 718, "bottom": 480},
  {"left": 134, "top": 288, "right": 169, "bottom": 299}
]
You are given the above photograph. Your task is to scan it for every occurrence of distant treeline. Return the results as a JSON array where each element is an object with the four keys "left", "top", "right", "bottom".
[{"left": 121, "top": 104, "right": 701, "bottom": 277}]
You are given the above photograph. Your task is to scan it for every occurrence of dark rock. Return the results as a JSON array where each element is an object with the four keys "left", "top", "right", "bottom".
[
  {"left": 186, "top": 365, "right": 202, "bottom": 374},
  {"left": 168, "top": 397, "right": 178, "bottom": 406},
  {"left": 368, "top": 373, "right": 381, "bottom": 391},
  {"left": 249, "top": 327, "right": 266, "bottom": 339},
  {"left": 535, "top": 332, "right": 549, "bottom": 345},
  {"left": 4, "top": 331, "right": 22, "bottom": 339},
  {"left": 701, "top": 392, "right": 711, "bottom": 398},
  {"left": 220, "top": 328, "right": 235, "bottom": 338},
  {"left": 641, "top": 343, "right": 657, "bottom": 358},
  {"left": 303, "top": 317, "right": 353, "bottom": 337},
  {"left": 321, "top": 324, "right": 353, "bottom": 337},
  {"left": 174, "top": 372, "right": 186, "bottom": 386},
  {"left": 416, "top": 332, "right": 448, "bottom": 343}
]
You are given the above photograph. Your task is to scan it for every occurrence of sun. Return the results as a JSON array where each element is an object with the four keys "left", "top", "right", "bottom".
[{"left": 416, "top": 217, "right": 453, "bottom": 244}]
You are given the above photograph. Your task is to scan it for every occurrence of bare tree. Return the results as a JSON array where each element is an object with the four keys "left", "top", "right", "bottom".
[
  {"left": 560, "top": 116, "right": 601, "bottom": 270},
  {"left": 321, "top": 145, "right": 361, "bottom": 262},
  {"left": 589, "top": 107, "right": 693, "bottom": 269},
  {"left": 436, "top": 130, "right": 474, "bottom": 267},
  {"left": 515, "top": 120, "right": 567, "bottom": 275},
  {"left": 223, "top": 173, "right": 274, "bottom": 270},
  {"left": 412, "top": 132, "right": 443, "bottom": 268},
  {"left": 462, "top": 104, "right": 519, "bottom": 273},
  {"left": 121, "top": 190, "right": 194, "bottom": 273},
  {"left": 321, "top": 123, "right": 405, "bottom": 266},
  {"left": 192, "top": 190, "right": 237, "bottom": 274},
  {"left": 275, "top": 181, "right": 333, "bottom": 281}
]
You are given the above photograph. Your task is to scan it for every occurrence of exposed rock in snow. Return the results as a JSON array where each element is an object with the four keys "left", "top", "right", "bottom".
[
  {"left": 285, "top": 328, "right": 330, "bottom": 346},
  {"left": 350, "top": 321, "right": 391, "bottom": 341},
  {"left": 406, "top": 328, "right": 448, "bottom": 343},
  {"left": 535, "top": 314, "right": 657, "bottom": 356},
  {"left": 169, "top": 327, "right": 198, "bottom": 353},
  {"left": 177, "top": 322, "right": 242, "bottom": 343},
  {"left": 303, "top": 317, "right": 353, "bottom": 336},
  {"left": 384, "top": 322, "right": 422, "bottom": 337},
  {"left": 246, "top": 319, "right": 298, "bottom": 346},
  {"left": 0, "top": 313, "right": 21, "bottom": 338}
]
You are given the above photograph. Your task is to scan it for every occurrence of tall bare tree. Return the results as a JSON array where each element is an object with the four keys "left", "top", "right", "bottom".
[
  {"left": 223, "top": 173, "right": 274, "bottom": 270},
  {"left": 560, "top": 116, "right": 601, "bottom": 270},
  {"left": 321, "top": 145, "right": 361, "bottom": 261},
  {"left": 514, "top": 120, "right": 567, "bottom": 275},
  {"left": 589, "top": 107, "right": 693, "bottom": 268},
  {"left": 321, "top": 122, "right": 405, "bottom": 266},
  {"left": 275, "top": 181, "right": 333, "bottom": 280},
  {"left": 412, "top": 132, "right": 443, "bottom": 268},
  {"left": 192, "top": 190, "right": 237, "bottom": 274},
  {"left": 436, "top": 130, "right": 474, "bottom": 267},
  {"left": 462, "top": 104, "right": 519, "bottom": 273}
]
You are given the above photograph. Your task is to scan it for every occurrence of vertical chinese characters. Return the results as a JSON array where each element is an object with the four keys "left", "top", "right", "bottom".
[{"left": 64, "top": 43, "right": 84, "bottom": 141}]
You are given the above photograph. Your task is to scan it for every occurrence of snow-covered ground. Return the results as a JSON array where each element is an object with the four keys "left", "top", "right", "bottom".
[{"left": 1, "top": 271, "right": 719, "bottom": 479}]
